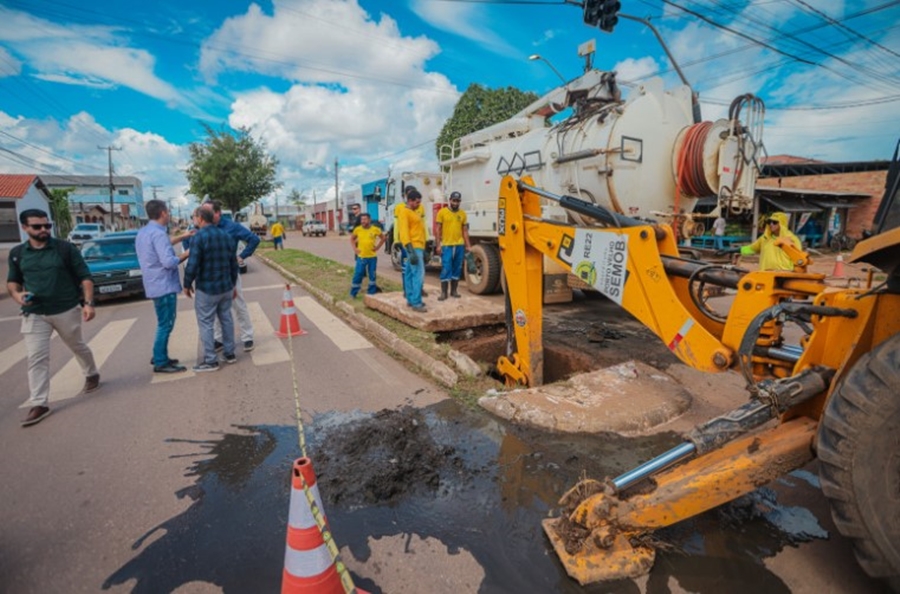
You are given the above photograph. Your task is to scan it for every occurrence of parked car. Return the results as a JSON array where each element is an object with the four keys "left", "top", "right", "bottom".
[
  {"left": 68, "top": 223, "right": 106, "bottom": 246},
  {"left": 81, "top": 235, "right": 144, "bottom": 301},
  {"left": 302, "top": 220, "right": 327, "bottom": 237}
]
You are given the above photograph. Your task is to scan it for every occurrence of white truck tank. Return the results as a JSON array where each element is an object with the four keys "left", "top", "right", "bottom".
[{"left": 441, "top": 69, "right": 763, "bottom": 293}]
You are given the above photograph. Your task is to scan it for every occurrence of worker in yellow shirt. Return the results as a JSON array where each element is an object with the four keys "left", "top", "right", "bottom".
[
  {"left": 435, "top": 191, "right": 471, "bottom": 300},
  {"left": 738, "top": 212, "right": 801, "bottom": 271},
  {"left": 397, "top": 188, "right": 427, "bottom": 312},
  {"left": 270, "top": 220, "right": 285, "bottom": 250},
  {"left": 349, "top": 213, "right": 385, "bottom": 297}
]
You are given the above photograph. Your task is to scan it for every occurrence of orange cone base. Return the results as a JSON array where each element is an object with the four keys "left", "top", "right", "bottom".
[
  {"left": 276, "top": 307, "right": 307, "bottom": 338},
  {"left": 832, "top": 258, "right": 845, "bottom": 278},
  {"left": 276, "top": 321, "right": 307, "bottom": 338}
]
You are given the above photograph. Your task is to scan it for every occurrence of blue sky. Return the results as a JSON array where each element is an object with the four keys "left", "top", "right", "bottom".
[{"left": 1, "top": 0, "right": 898, "bottom": 210}]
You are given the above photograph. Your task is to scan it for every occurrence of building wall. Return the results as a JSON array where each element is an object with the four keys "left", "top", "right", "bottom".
[
  {"left": 1, "top": 184, "right": 53, "bottom": 242},
  {"left": 757, "top": 170, "right": 888, "bottom": 236}
]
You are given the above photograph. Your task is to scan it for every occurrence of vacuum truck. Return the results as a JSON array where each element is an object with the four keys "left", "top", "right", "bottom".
[{"left": 440, "top": 52, "right": 765, "bottom": 294}]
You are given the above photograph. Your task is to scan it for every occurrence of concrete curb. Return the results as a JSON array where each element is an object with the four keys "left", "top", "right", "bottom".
[{"left": 259, "top": 254, "right": 460, "bottom": 388}]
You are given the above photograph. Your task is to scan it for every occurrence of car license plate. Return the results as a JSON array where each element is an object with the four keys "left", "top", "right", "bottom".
[{"left": 99, "top": 284, "right": 123, "bottom": 294}]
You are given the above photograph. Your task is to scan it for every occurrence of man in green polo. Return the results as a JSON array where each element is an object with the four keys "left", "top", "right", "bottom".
[{"left": 7, "top": 208, "right": 100, "bottom": 427}]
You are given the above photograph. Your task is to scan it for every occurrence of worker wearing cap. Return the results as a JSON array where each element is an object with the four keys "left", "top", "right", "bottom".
[
  {"left": 397, "top": 189, "right": 427, "bottom": 312},
  {"left": 435, "top": 191, "right": 471, "bottom": 301},
  {"left": 739, "top": 212, "right": 801, "bottom": 271}
]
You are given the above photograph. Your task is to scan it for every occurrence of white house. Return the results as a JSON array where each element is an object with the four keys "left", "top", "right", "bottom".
[{"left": 0, "top": 174, "right": 54, "bottom": 242}]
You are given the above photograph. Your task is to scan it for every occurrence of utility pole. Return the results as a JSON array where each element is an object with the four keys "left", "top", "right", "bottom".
[
  {"left": 150, "top": 185, "right": 163, "bottom": 200},
  {"left": 98, "top": 145, "right": 122, "bottom": 230},
  {"left": 335, "top": 157, "right": 342, "bottom": 235}
]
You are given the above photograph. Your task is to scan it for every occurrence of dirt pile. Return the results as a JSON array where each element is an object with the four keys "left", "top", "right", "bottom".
[{"left": 314, "top": 407, "right": 463, "bottom": 506}]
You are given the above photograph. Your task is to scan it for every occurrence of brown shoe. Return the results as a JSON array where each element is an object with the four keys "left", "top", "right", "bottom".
[
  {"left": 83, "top": 373, "right": 100, "bottom": 393},
  {"left": 22, "top": 406, "right": 51, "bottom": 427}
]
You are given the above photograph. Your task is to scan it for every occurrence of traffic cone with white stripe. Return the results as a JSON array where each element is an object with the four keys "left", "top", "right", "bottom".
[
  {"left": 276, "top": 284, "right": 307, "bottom": 338},
  {"left": 282, "top": 458, "right": 367, "bottom": 594},
  {"left": 832, "top": 254, "right": 845, "bottom": 278}
]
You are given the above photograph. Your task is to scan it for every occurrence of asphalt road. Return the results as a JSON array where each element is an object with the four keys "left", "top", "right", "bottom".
[
  {"left": 0, "top": 254, "right": 451, "bottom": 593},
  {"left": 0, "top": 239, "right": 890, "bottom": 593}
]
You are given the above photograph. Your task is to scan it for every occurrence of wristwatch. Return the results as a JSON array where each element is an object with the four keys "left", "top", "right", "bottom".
[{"left": 83, "top": 300, "right": 95, "bottom": 307}]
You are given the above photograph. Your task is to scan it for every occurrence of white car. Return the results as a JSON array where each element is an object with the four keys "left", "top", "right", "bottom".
[
  {"left": 68, "top": 223, "right": 106, "bottom": 246},
  {"left": 302, "top": 220, "right": 327, "bottom": 237}
]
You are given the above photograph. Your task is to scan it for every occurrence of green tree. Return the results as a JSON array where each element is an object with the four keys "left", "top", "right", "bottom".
[
  {"left": 287, "top": 188, "right": 304, "bottom": 205},
  {"left": 49, "top": 188, "right": 74, "bottom": 239},
  {"left": 185, "top": 124, "right": 282, "bottom": 213},
  {"left": 435, "top": 84, "right": 540, "bottom": 162}
]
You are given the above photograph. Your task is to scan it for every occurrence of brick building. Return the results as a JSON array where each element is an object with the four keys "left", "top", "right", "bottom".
[{"left": 758, "top": 156, "right": 890, "bottom": 245}]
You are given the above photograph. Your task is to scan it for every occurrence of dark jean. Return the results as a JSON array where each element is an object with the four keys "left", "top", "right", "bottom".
[
  {"left": 152, "top": 292, "right": 178, "bottom": 367},
  {"left": 350, "top": 257, "right": 378, "bottom": 297},
  {"left": 440, "top": 245, "right": 465, "bottom": 282}
]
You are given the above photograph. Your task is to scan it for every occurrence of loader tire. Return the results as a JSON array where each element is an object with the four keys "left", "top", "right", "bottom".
[
  {"left": 818, "top": 333, "right": 900, "bottom": 591},
  {"left": 465, "top": 243, "right": 501, "bottom": 295}
]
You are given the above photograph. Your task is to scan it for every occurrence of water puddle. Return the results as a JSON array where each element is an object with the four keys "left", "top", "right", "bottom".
[{"left": 103, "top": 400, "right": 829, "bottom": 593}]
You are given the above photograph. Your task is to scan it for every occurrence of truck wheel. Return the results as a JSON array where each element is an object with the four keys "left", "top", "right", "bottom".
[
  {"left": 391, "top": 243, "right": 404, "bottom": 271},
  {"left": 465, "top": 243, "right": 501, "bottom": 295},
  {"left": 818, "top": 333, "right": 900, "bottom": 590}
]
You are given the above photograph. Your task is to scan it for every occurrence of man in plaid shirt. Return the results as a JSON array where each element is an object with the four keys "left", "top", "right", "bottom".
[{"left": 183, "top": 208, "right": 239, "bottom": 372}]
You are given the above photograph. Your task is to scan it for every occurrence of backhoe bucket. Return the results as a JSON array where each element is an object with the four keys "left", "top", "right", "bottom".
[{"left": 543, "top": 519, "right": 654, "bottom": 584}]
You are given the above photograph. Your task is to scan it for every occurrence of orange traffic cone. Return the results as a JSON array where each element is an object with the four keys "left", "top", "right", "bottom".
[
  {"left": 282, "top": 458, "right": 368, "bottom": 594},
  {"left": 832, "top": 254, "right": 845, "bottom": 278},
  {"left": 276, "top": 285, "right": 307, "bottom": 338}
]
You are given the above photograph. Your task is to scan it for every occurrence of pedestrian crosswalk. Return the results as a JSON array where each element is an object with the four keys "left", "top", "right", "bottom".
[{"left": 7, "top": 298, "right": 375, "bottom": 407}]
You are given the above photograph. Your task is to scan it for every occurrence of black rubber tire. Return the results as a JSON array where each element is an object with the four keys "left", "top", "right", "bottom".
[
  {"left": 818, "top": 332, "right": 900, "bottom": 591},
  {"left": 465, "top": 243, "right": 502, "bottom": 295},
  {"left": 390, "top": 242, "right": 404, "bottom": 272}
]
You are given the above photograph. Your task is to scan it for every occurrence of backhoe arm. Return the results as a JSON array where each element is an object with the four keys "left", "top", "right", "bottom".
[{"left": 497, "top": 175, "right": 735, "bottom": 386}]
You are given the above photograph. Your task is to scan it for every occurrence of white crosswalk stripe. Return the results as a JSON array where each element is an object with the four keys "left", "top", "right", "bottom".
[
  {"left": 6, "top": 298, "right": 375, "bottom": 399},
  {"left": 295, "top": 296, "right": 373, "bottom": 351},
  {"left": 19, "top": 318, "right": 136, "bottom": 407}
]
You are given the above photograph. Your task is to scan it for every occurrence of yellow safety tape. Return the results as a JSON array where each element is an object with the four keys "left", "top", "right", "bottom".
[{"left": 284, "top": 300, "right": 357, "bottom": 594}]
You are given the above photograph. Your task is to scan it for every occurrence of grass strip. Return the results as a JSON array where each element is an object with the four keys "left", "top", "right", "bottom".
[{"left": 260, "top": 247, "right": 498, "bottom": 405}]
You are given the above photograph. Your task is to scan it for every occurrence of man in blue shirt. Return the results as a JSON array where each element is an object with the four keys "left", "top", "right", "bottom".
[
  {"left": 136, "top": 200, "right": 190, "bottom": 373},
  {"left": 183, "top": 208, "right": 239, "bottom": 372},
  {"left": 202, "top": 200, "right": 260, "bottom": 352}
]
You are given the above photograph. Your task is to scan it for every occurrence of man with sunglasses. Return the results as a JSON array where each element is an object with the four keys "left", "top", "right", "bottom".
[
  {"left": 7, "top": 209, "right": 100, "bottom": 427},
  {"left": 739, "top": 211, "right": 801, "bottom": 271}
]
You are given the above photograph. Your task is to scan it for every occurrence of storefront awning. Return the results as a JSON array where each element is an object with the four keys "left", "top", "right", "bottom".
[
  {"left": 760, "top": 195, "right": 823, "bottom": 213},
  {"left": 756, "top": 186, "right": 869, "bottom": 213}
]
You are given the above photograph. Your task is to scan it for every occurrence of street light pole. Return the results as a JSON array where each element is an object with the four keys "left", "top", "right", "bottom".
[{"left": 528, "top": 54, "right": 567, "bottom": 85}]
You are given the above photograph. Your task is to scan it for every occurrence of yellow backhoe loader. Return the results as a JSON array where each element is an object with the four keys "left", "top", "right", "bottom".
[{"left": 494, "top": 167, "right": 900, "bottom": 589}]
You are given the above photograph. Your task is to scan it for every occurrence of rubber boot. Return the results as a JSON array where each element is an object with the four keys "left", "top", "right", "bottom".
[
  {"left": 450, "top": 280, "right": 461, "bottom": 298},
  {"left": 438, "top": 281, "right": 449, "bottom": 301}
]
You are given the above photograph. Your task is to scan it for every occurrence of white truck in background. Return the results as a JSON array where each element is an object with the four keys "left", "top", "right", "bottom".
[{"left": 439, "top": 60, "right": 764, "bottom": 294}]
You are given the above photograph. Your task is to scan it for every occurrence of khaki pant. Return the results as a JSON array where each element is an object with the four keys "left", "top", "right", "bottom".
[{"left": 21, "top": 306, "right": 98, "bottom": 407}]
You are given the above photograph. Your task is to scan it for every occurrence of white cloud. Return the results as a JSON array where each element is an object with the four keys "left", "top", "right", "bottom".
[
  {"left": 0, "top": 46, "right": 22, "bottom": 77},
  {"left": 0, "top": 7, "right": 181, "bottom": 104},
  {"left": 199, "top": 0, "right": 460, "bottom": 198},
  {"left": 533, "top": 30, "right": 560, "bottom": 47},
  {"left": 0, "top": 110, "right": 190, "bottom": 199},
  {"left": 613, "top": 57, "right": 660, "bottom": 84},
  {"left": 408, "top": 0, "right": 518, "bottom": 57}
]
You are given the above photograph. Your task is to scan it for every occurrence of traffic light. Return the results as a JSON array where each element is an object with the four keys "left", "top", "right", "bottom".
[{"left": 583, "top": 0, "right": 621, "bottom": 33}]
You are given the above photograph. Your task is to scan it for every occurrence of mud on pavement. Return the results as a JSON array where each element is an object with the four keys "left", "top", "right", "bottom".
[{"left": 102, "top": 400, "right": 848, "bottom": 593}]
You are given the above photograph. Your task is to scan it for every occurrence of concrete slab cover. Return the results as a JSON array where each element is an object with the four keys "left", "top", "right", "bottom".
[
  {"left": 478, "top": 360, "right": 692, "bottom": 435},
  {"left": 363, "top": 291, "right": 505, "bottom": 332}
]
